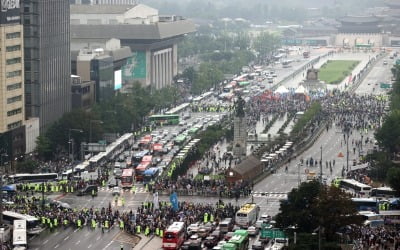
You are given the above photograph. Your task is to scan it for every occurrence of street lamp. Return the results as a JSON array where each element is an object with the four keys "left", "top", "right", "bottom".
[
  {"left": 89, "top": 120, "right": 103, "bottom": 144},
  {"left": 68, "top": 128, "right": 84, "bottom": 163}
]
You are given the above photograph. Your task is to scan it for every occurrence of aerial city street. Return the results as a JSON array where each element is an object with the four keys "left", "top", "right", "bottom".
[{"left": 1, "top": 0, "right": 400, "bottom": 250}]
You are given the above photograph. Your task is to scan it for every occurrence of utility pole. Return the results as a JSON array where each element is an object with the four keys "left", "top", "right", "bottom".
[{"left": 297, "top": 163, "right": 301, "bottom": 187}]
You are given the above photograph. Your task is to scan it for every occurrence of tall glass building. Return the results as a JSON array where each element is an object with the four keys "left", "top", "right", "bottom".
[{"left": 22, "top": 0, "right": 71, "bottom": 133}]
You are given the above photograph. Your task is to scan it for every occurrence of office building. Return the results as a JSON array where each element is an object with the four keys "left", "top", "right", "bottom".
[
  {"left": 70, "top": 4, "right": 195, "bottom": 91},
  {"left": 0, "top": 2, "right": 26, "bottom": 158},
  {"left": 22, "top": 0, "right": 71, "bottom": 132}
]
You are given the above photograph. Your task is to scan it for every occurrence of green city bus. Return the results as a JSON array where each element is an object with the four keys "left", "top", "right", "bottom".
[
  {"left": 227, "top": 234, "right": 249, "bottom": 250},
  {"left": 174, "top": 135, "right": 187, "bottom": 145},
  {"left": 149, "top": 114, "right": 179, "bottom": 125}
]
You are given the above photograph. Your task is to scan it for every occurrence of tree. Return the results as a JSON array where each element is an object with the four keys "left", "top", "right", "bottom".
[
  {"left": 16, "top": 159, "right": 39, "bottom": 173},
  {"left": 252, "top": 32, "right": 281, "bottom": 63},
  {"left": 313, "top": 186, "right": 363, "bottom": 241},
  {"left": 276, "top": 181, "right": 321, "bottom": 233},
  {"left": 375, "top": 110, "right": 400, "bottom": 153},
  {"left": 387, "top": 167, "right": 400, "bottom": 196},
  {"left": 35, "top": 135, "right": 53, "bottom": 160},
  {"left": 276, "top": 181, "right": 362, "bottom": 243}
]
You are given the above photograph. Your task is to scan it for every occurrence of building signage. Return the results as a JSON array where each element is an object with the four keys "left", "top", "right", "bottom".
[{"left": 0, "top": 0, "right": 21, "bottom": 24}]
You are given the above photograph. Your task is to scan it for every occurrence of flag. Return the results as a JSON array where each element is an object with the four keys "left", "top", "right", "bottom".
[
  {"left": 153, "top": 192, "right": 159, "bottom": 210},
  {"left": 169, "top": 192, "right": 179, "bottom": 212}
]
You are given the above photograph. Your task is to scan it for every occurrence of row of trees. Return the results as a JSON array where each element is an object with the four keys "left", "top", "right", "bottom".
[
  {"left": 373, "top": 64, "right": 400, "bottom": 193},
  {"left": 36, "top": 83, "right": 181, "bottom": 160},
  {"left": 276, "top": 181, "right": 362, "bottom": 248}
]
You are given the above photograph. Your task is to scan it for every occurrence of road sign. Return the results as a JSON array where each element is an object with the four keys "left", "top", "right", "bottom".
[
  {"left": 338, "top": 152, "right": 344, "bottom": 157},
  {"left": 261, "top": 228, "right": 286, "bottom": 239},
  {"left": 380, "top": 83, "right": 392, "bottom": 89}
]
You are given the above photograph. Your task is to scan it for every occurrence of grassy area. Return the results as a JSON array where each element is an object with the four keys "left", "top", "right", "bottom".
[{"left": 319, "top": 60, "right": 360, "bottom": 84}]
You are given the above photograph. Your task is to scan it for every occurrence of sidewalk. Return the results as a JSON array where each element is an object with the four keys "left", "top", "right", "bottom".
[{"left": 133, "top": 235, "right": 162, "bottom": 250}]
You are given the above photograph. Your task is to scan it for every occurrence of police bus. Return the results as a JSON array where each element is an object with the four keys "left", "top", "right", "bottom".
[
  {"left": 3, "top": 211, "right": 44, "bottom": 235},
  {"left": 371, "top": 187, "right": 398, "bottom": 199},
  {"left": 235, "top": 203, "right": 260, "bottom": 228},
  {"left": 7, "top": 173, "right": 58, "bottom": 184},
  {"left": 338, "top": 179, "right": 372, "bottom": 197}
]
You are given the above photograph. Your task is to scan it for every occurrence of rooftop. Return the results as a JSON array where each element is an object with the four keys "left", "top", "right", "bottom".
[
  {"left": 71, "top": 20, "right": 196, "bottom": 40},
  {"left": 338, "top": 16, "right": 381, "bottom": 23},
  {"left": 70, "top": 4, "right": 136, "bottom": 14}
]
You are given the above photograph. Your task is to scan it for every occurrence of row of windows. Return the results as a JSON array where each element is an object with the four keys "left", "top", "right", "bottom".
[
  {"left": 6, "top": 57, "right": 21, "bottom": 65},
  {"left": 6, "top": 45, "right": 21, "bottom": 52},
  {"left": 7, "top": 82, "right": 22, "bottom": 91},
  {"left": 7, "top": 121, "right": 22, "bottom": 130},
  {"left": 6, "top": 32, "right": 21, "bottom": 39},
  {"left": 7, "top": 70, "right": 22, "bottom": 78},
  {"left": 7, "top": 95, "right": 22, "bottom": 104},
  {"left": 7, "top": 108, "right": 22, "bottom": 117}
]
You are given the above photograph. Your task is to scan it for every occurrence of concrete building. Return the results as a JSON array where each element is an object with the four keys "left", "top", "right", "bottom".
[
  {"left": 0, "top": 4, "right": 26, "bottom": 158},
  {"left": 70, "top": 4, "right": 195, "bottom": 91},
  {"left": 22, "top": 0, "right": 71, "bottom": 133},
  {"left": 71, "top": 75, "right": 96, "bottom": 110},
  {"left": 73, "top": 40, "right": 132, "bottom": 101},
  {"left": 25, "top": 118, "right": 39, "bottom": 154}
]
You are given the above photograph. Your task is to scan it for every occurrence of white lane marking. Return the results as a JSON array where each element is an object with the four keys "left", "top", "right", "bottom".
[
  {"left": 64, "top": 236, "right": 70, "bottom": 241},
  {"left": 88, "top": 244, "right": 92, "bottom": 248},
  {"left": 102, "top": 241, "right": 114, "bottom": 250},
  {"left": 54, "top": 232, "right": 60, "bottom": 236},
  {"left": 54, "top": 244, "right": 60, "bottom": 249},
  {"left": 96, "top": 236, "right": 101, "bottom": 241},
  {"left": 74, "top": 228, "right": 79, "bottom": 233},
  {"left": 43, "top": 240, "right": 49, "bottom": 245},
  {"left": 76, "top": 240, "right": 81, "bottom": 245}
]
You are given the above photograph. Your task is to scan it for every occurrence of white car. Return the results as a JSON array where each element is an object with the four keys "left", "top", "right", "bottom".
[
  {"left": 187, "top": 223, "right": 200, "bottom": 235},
  {"left": 247, "top": 226, "right": 259, "bottom": 236},
  {"left": 112, "top": 186, "right": 121, "bottom": 196}
]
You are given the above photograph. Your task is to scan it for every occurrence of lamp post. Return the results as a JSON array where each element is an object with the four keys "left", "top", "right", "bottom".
[
  {"left": 89, "top": 120, "right": 103, "bottom": 144},
  {"left": 68, "top": 129, "right": 84, "bottom": 163}
]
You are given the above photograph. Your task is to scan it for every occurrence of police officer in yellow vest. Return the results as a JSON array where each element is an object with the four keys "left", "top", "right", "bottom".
[
  {"left": 119, "top": 220, "right": 124, "bottom": 230},
  {"left": 204, "top": 212, "right": 208, "bottom": 223}
]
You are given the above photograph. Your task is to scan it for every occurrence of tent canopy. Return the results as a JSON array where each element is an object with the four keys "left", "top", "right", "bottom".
[
  {"left": 274, "top": 86, "right": 289, "bottom": 94},
  {"left": 295, "top": 85, "right": 307, "bottom": 94}
]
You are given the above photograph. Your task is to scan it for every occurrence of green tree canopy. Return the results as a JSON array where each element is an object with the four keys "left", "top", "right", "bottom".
[
  {"left": 375, "top": 110, "right": 400, "bottom": 153},
  {"left": 276, "top": 181, "right": 362, "bottom": 242},
  {"left": 387, "top": 167, "right": 400, "bottom": 196}
]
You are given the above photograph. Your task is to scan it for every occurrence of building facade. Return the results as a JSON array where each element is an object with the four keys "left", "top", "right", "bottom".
[
  {"left": 22, "top": 0, "right": 71, "bottom": 132},
  {"left": 71, "top": 75, "right": 96, "bottom": 110},
  {"left": 0, "top": 3, "right": 26, "bottom": 158},
  {"left": 70, "top": 4, "right": 195, "bottom": 91}
]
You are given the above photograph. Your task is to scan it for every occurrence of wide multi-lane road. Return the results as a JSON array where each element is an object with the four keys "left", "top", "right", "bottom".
[{"left": 29, "top": 51, "right": 392, "bottom": 250}]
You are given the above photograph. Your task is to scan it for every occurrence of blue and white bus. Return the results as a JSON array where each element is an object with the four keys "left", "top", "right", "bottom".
[{"left": 143, "top": 167, "right": 160, "bottom": 185}]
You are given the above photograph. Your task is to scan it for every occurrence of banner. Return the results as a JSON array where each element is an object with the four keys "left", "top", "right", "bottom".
[{"left": 169, "top": 192, "right": 179, "bottom": 212}]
